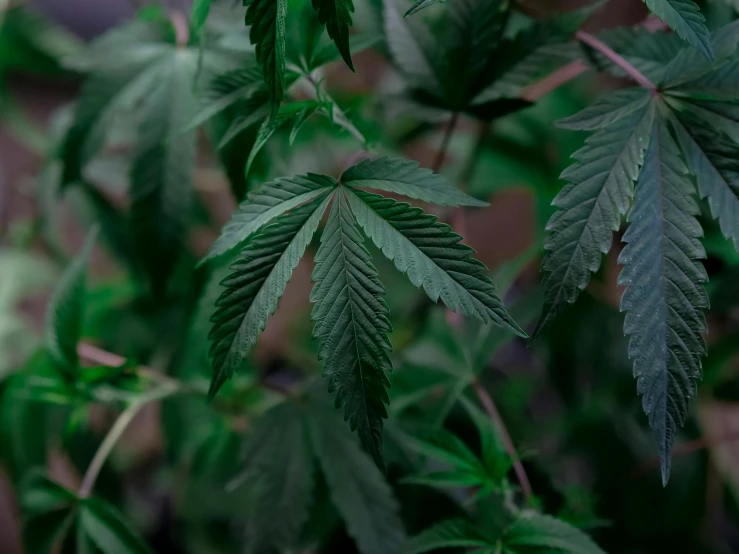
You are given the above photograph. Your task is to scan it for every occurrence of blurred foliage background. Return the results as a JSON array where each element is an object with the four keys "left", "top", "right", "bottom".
[{"left": 2, "top": 0, "right": 739, "bottom": 553}]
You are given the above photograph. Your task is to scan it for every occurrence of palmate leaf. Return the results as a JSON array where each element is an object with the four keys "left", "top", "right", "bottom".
[
  {"left": 307, "top": 390, "right": 405, "bottom": 554},
  {"left": 311, "top": 0, "right": 355, "bottom": 71},
  {"left": 130, "top": 51, "right": 198, "bottom": 293},
  {"left": 618, "top": 117, "right": 708, "bottom": 485},
  {"left": 641, "top": 0, "right": 713, "bottom": 61},
  {"left": 202, "top": 173, "right": 337, "bottom": 263},
  {"left": 240, "top": 402, "right": 315, "bottom": 554},
  {"left": 208, "top": 192, "right": 332, "bottom": 397},
  {"left": 669, "top": 104, "right": 739, "bottom": 252},
  {"left": 341, "top": 156, "right": 487, "bottom": 207},
  {"left": 244, "top": 0, "right": 287, "bottom": 119},
  {"left": 399, "top": 518, "right": 492, "bottom": 554},
  {"left": 45, "top": 226, "right": 98, "bottom": 376},
  {"left": 310, "top": 189, "right": 392, "bottom": 469},
  {"left": 502, "top": 512, "right": 606, "bottom": 554},
  {"left": 345, "top": 188, "right": 524, "bottom": 334},
  {"left": 534, "top": 91, "right": 655, "bottom": 337}
]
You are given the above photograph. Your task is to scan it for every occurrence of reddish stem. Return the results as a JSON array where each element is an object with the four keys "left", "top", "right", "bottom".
[{"left": 575, "top": 30, "right": 656, "bottom": 90}]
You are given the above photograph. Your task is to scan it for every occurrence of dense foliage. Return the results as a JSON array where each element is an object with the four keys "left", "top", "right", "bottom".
[{"left": 2, "top": 0, "right": 739, "bottom": 552}]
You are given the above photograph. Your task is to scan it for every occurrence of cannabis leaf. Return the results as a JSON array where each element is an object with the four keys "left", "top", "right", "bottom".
[
  {"left": 345, "top": 188, "right": 525, "bottom": 334},
  {"left": 208, "top": 192, "right": 332, "bottom": 397},
  {"left": 400, "top": 519, "right": 491, "bottom": 554},
  {"left": 244, "top": 0, "right": 287, "bottom": 118},
  {"left": 618, "top": 117, "right": 707, "bottom": 485},
  {"left": 341, "top": 156, "right": 487, "bottom": 206},
  {"left": 404, "top": 0, "right": 444, "bottom": 17},
  {"left": 308, "top": 391, "right": 405, "bottom": 554},
  {"left": 78, "top": 498, "right": 153, "bottom": 554},
  {"left": 534, "top": 91, "right": 655, "bottom": 337},
  {"left": 311, "top": 0, "right": 355, "bottom": 71},
  {"left": 202, "top": 173, "right": 337, "bottom": 263},
  {"left": 240, "top": 402, "right": 315, "bottom": 554},
  {"left": 310, "top": 189, "right": 392, "bottom": 469},
  {"left": 44, "top": 226, "right": 98, "bottom": 376},
  {"left": 641, "top": 0, "right": 713, "bottom": 61},
  {"left": 192, "top": 0, "right": 212, "bottom": 34}
]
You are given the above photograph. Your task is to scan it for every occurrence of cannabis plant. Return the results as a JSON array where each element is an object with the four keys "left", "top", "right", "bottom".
[{"left": 2, "top": 0, "right": 739, "bottom": 553}]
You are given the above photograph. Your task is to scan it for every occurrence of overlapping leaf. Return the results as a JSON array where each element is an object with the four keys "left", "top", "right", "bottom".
[
  {"left": 641, "top": 0, "right": 713, "bottom": 60},
  {"left": 618, "top": 117, "right": 708, "bottom": 484},
  {"left": 534, "top": 91, "right": 655, "bottom": 337},
  {"left": 208, "top": 192, "right": 332, "bottom": 397},
  {"left": 311, "top": 0, "right": 355, "bottom": 71},
  {"left": 346, "top": 188, "right": 524, "bottom": 334},
  {"left": 310, "top": 189, "right": 392, "bottom": 469}
]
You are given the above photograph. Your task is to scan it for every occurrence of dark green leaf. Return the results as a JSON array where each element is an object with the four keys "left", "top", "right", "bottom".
[
  {"left": 399, "top": 518, "right": 492, "bottom": 554},
  {"left": 404, "top": 0, "right": 444, "bottom": 17},
  {"left": 80, "top": 497, "right": 153, "bottom": 554},
  {"left": 311, "top": 0, "right": 356, "bottom": 71},
  {"left": 641, "top": 0, "right": 713, "bottom": 61},
  {"left": 503, "top": 512, "right": 606, "bottom": 554}
]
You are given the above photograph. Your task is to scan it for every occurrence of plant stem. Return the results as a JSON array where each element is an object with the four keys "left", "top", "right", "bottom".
[
  {"left": 432, "top": 112, "right": 459, "bottom": 173},
  {"left": 168, "top": 10, "right": 189, "bottom": 48},
  {"left": 575, "top": 30, "right": 656, "bottom": 90},
  {"left": 473, "top": 380, "right": 533, "bottom": 501},
  {"left": 78, "top": 401, "right": 144, "bottom": 498}
]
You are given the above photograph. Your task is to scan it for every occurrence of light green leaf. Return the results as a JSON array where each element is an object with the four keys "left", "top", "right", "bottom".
[
  {"left": 307, "top": 392, "right": 405, "bottom": 554},
  {"left": 399, "top": 519, "right": 492, "bottom": 554},
  {"left": 311, "top": 0, "right": 355, "bottom": 71},
  {"left": 45, "top": 226, "right": 98, "bottom": 375},
  {"left": 80, "top": 498, "right": 153, "bottom": 554},
  {"left": 618, "top": 117, "right": 708, "bottom": 485},
  {"left": 310, "top": 189, "right": 393, "bottom": 470},
  {"left": 342, "top": 156, "right": 487, "bottom": 207},
  {"left": 345, "top": 188, "right": 524, "bottom": 334},
  {"left": 202, "top": 173, "right": 336, "bottom": 264},
  {"left": 208, "top": 192, "right": 332, "bottom": 397},
  {"left": 534, "top": 97, "right": 655, "bottom": 338},
  {"left": 240, "top": 402, "right": 315, "bottom": 554},
  {"left": 503, "top": 512, "right": 606, "bottom": 554},
  {"left": 641, "top": 0, "right": 712, "bottom": 60},
  {"left": 130, "top": 52, "right": 198, "bottom": 293},
  {"left": 245, "top": 0, "right": 288, "bottom": 119},
  {"left": 192, "top": 0, "right": 212, "bottom": 34}
]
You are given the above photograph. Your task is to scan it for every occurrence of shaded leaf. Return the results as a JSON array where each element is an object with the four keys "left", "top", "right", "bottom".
[
  {"left": 503, "top": 512, "right": 606, "bottom": 554},
  {"left": 399, "top": 518, "right": 492, "bottom": 554},
  {"left": 641, "top": 0, "right": 713, "bottom": 61},
  {"left": 311, "top": 0, "right": 355, "bottom": 71}
]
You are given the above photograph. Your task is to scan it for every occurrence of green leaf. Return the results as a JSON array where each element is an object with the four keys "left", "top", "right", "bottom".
[
  {"left": 341, "top": 156, "right": 487, "bottom": 207},
  {"left": 192, "top": 0, "right": 212, "bottom": 34},
  {"left": 618, "top": 117, "right": 708, "bottom": 485},
  {"left": 503, "top": 512, "right": 606, "bottom": 554},
  {"left": 310, "top": 189, "right": 393, "bottom": 469},
  {"left": 670, "top": 104, "right": 739, "bottom": 252},
  {"left": 399, "top": 518, "right": 492, "bottom": 554},
  {"left": 202, "top": 173, "right": 337, "bottom": 263},
  {"left": 240, "top": 402, "right": 315, "bottom": 553},
  {"left": 289, "top": 104, "right": 319, "bottom": 144},
  {"left": 311, "top": 0, "right": 356, "bottom": 71},
  {"left": 245, "top": 100, "right": 323, "bottom": 176},
  {"left": 217, "top": 90, "right": 271, "bottom": 148},
  {"left": 20, "top": 473, "right": 78, "bottom": 554},
  {"left": 130, "top": 52, "right": 198, "bottom": 293},
  {"left": 557, "top": 88, "right": 652, "bottom": 131},
  {"left": 404, "top": 0, "right": 444, "bottom": 17},
  {"left": 24, "top": 509, "right": 76, "bottom": 554},
  {"left": 534, "top": 94, "right": 655, "bottom": 338},
  {"left": 80, "top": 498, "right": 153, "bottom": 554},
  {"left": 307, "top": 392, "right": 405, "bottom": 554},
  {"left": 21, "top": 472, "right": 78, "bottom": 514},
  {"left": 641, "top": 0, "right": 713, "bottom": 61},
  {"left": 187, "top": 66, "right": 264, "bottom": 130},
  {"left": 245, "top": 0, "right": 288, "bottom": 119},
  {"left": 407, "top": 427, "right": 484, "bottom": 472},
  {"left": 45, "top": 226, "right": 98, "bottom": 376},
  {"left": 309, "top": 33, "right": 380, "bottom": 71},
  {"left": 345, "top": 188, "right": 524, "bottom": 334},
  {"left": 208, "top": 192, "right": 332, "bottom": 397}
]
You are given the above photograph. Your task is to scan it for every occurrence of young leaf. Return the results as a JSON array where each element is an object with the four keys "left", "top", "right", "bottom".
[
  {"left": 534, "top": 94, "right": 655, "bottom": 337},
  {"left": 208, "top": 192, "right": 332, "bottom": 397},
  {"left": 503, "top": 512, "right": 606, "bottom": 554},
  {"left": 341, "top": 156, "right": 487, "bottom": 207},
  {"left": 345, "top": 188, "right": 525, "bottom": 335},
  {"left": 641, "top": 0, "right": 713, "bottom": 61},
  {"left": 307, "top": 392, "right": 405, "bottom": 554},
  {"left": 245, "top": 0, "right": 288, "bottom": 119},
  {"left": 79, "top": 498, "right": 153, "bottom": 554},
  {"left": 202, "top": 173, "right": 337, "bottom": 263},
  {"left": 618, "top": 118, "right": 708, "bottom": 485},
  {"left": 311, "top": 0, "right": 356, "bottom": 71},
  {"left": 192, "top": 0, "right": 212, "bottom": 34},
  {"left": 399, "top": 519, "right": 492, "bottom": 554},
  {"left": 310, "top": 189, "right": 393, "bottom": 469},
  {"left": 240, "top": 402, "right": 315, "bottom": 554},
  {"left": 45, "top": 226, "right": 98, "bottom": 376},
  {"left": 130, "top": 52, "right": 198, "bottom": 293}
]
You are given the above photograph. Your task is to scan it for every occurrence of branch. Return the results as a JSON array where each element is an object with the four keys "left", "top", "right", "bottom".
[
  {"left": 575, "top": 30, "right": 656, "bottom": 90},
  {"left": 473, "top": 380, "right": 533, "bottom": 501}
]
